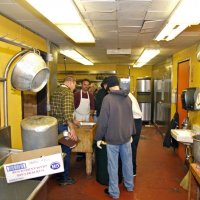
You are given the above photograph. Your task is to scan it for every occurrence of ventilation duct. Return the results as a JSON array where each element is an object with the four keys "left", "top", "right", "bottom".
[{"left": 107, "top": 49, "right": 132, "bottom": 55}]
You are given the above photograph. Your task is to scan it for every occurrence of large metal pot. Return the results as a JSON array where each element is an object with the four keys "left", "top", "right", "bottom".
[
  {"left": 21, "top": 115, "right": 58, "bottom": 151},
  {"left": 192, "top": 135, "right": 200, "bottom": 165},
  {"left": 11, "top": 52, "right": 50, "bottom": 92}
]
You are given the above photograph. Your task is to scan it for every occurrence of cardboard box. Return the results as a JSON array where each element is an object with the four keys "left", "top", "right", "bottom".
[{"left": 3, "top": 146, "right": 64, "bottom": 183}]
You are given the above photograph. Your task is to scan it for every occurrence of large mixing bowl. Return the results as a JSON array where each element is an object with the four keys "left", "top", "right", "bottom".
[{"left": 11, "top": 52, "right": 50, "bottom": 92}]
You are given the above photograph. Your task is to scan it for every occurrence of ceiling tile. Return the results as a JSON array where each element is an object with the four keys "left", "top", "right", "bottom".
[
  {"left": 0, "top": 0, "right": 15, "bottom": 3},
  {"left": 119, "top": 26, "right": 141, "bottom": 32},
  {"left": 145, "top": 11, "right": 169, "bottom": 20},
  {"left": 86, "top": 11, "right": 117, "bottom": 20},
  {"left": 149, "top": 0, "right": 180, "bottom": 12},
  {"left": 118, "top": 19, "right": 143, "bottom": 27},
  {"left": 118, "top": 0, "right": 152, "bottom": 11},
  {"left": 0, "top": 0, "right": 199, "bottom": 65},
  {"left": 118, "top": 10, "right": 146, "bottom": 20},
  {"left": 78, "top": 1, "right": 116, "bottom": 12},
  {"left": 142, "top": 20, "right": 163, "bottom": 29},
  {"left": 92, "top": 20, "right": 117, "bottom": 27}
]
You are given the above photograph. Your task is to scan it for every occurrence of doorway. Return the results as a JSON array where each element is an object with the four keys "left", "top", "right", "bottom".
[
  {"left": 22, "top": 86, "right": 47, "bottom": 118},
  {"left": 177, "top": 59, "right": 190, "bottom": 162}
]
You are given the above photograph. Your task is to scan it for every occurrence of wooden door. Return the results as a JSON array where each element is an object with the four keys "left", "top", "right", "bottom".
[
  {"left": 177, "top": 60, "right": 190, "bottom": 162},
  {"left": 177, "top": 60, "right": 190, "bottom": 126},
  {"left": 22, "top": 86, "right": 47, "bottom": 118}
]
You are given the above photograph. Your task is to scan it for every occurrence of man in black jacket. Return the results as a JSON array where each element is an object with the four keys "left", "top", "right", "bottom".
[
  {"left": 95, "top": 77, "right": 108, "bottom": 118},
  {"left": 95, "top": 75, "right": 135, "bottom": 199}
]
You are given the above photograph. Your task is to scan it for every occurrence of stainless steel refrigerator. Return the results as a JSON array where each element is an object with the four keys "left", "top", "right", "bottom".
[{"left": 137, "top": 77, "right": 152, "bottom": 122}]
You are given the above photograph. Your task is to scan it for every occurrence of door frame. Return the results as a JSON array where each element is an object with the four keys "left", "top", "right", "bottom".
[
  {"left": 176, "top": 58, "right": 191, "bottom": 126},
  {"left": 176, "top": 58, "right": 191, "bottom": 163}
]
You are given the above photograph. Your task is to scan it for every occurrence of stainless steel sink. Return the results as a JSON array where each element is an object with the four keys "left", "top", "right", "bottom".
[
  {"left": 0, "top": 177, "right": 40, "bottom": 200},
  {"left": 0, "top": 168, "right": 48, "bottom": 200},
  {"left": 0, "top": 149, "right": 49, "bottom": 200},
  {"left": 0, "top": 148, "right": 22, "bottom": 165}
]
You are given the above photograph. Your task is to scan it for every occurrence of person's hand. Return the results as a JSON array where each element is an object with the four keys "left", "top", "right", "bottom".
[
  {"left": 69, "top": 129, "right": 77, "bottom": 141},
  {"left": 73, "top": 119, "right": 80, "bottom": 126},
  {"left": 89, "top": 116, "right": 94, "bottom": 122},
  {"left": 97, "top": 140, "right": 103, "bottom": 149},
  {"left": 130, "top": 137, "right": 133, "bottom": 143},
  {"left": 97, "top": 140, "right": 106, "bottom": 149}
]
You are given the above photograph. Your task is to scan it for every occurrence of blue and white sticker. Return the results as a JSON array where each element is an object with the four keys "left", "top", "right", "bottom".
[
  {"left": 50, "top": 162, "right": 61, "bottom": 170},
  {"left": 6, "top": 163, "right": 27, "bottom": 172}
]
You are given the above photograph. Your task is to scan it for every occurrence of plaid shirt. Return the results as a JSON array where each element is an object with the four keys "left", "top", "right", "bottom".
[{"left": 50, "top": 85, "right": 74, "bottom": 124}]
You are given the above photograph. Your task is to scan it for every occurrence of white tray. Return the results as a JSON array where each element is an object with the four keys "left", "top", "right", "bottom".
[{"left": 80, "top": 122, "right": 96, "bottom": 126}]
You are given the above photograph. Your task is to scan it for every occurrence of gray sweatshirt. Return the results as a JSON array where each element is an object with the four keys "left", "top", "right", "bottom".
[{"left": 95, "top": 89, "right": 135, "bottom": 145}]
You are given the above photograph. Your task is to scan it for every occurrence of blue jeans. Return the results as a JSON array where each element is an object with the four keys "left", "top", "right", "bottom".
[
  {"left": 107, "top": 141, "right": 133, "bottom": 198},
  {"left": 57, "top": 124, "right": 71, "bottom": 181}
]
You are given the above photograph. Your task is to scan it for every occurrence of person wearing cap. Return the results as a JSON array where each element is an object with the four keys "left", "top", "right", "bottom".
[
  {"left": 95, "top": 75, "right": 135, "bottom": 199},
  {"left": 95, "top": 77, "right": 108, "bottom": 119}
]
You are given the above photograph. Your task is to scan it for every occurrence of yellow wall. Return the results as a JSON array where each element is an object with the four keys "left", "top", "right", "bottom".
[
  {"left": 172, "top": 44, "right": 200, "bottom": 126},
  {"left": 57, "top": 63, "right": 152, "bottom": 95},
  {"left": 0, "top": 16, "right": 47, "bottom": 52},
  {"left": 57, "top": 63, "right": 116, "bottom": 85},
  {"left": 0, "top": 16, "right": 48, "bottom": 149},
  {"left": 0, "top": 42, "right": 22, "bottom": 148},
  {"left": 153, "top": 58, "right": 172, "bottom": 79}
]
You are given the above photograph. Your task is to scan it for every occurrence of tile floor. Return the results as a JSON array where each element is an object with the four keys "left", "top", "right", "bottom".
[{"left": 47, "top": 126, "right": 188, "bottom": 200}]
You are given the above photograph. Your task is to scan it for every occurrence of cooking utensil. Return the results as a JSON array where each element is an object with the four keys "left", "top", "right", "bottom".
[
  {"left": 11, "top": 52, "right": 49, "bottom": 92},
  {"left": 192, "top": 135, "right": 200, "bottom": 165}
]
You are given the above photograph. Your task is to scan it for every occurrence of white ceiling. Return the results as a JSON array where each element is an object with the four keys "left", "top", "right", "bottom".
[{"left": 0, "top": 0, "right": 200, "bottom": 66}]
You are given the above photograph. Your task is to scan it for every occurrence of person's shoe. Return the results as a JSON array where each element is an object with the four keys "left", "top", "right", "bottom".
[
  {"left": 58, "top": 177, "right": 76, "bottom": 186},
  {"left": 133, "top": 173, "right": 136, "bottom": 177},
  {"left": 126, "top": 187, "right": 133, "bottom": 192},
  {"left": 104, "top": 188, "right": 119, "bottom": 199}
]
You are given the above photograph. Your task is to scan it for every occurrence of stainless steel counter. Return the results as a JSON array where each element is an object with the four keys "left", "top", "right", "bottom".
[
  {"left": 0, "top": 175, "right": 49, "bottom": 200},
  {"left": 0, "top": 126, "right": 49, "bottom": 200},
  {"left": 0, "top": 148, "right": 49, "bottom": 200}
]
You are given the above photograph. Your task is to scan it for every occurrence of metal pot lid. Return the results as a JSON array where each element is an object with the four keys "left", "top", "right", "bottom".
[{"left": 21, "top": 115, "right": 57, "bottom": 131}]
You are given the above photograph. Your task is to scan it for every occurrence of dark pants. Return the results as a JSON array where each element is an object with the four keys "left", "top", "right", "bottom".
[
  {"left": 57, "top": 124, "right": 71, "bottom": 181},
  {"left": 131, "top": 118, "right": 142, "bottom": 175}
]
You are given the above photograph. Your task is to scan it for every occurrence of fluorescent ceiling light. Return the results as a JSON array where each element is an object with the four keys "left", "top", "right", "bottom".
[
  {"left": 57, "top": 24, "right": 95, "bottom": 43},
  {"left": 155, "top": 0, "right": 200, "bottom": 41},
  {"left": 133, "top": 49, "right": 160, "bottom": 68},
  {"left": 26, "top": 0, "right": 95, "bottom": 43},
  {"left": 60, "top": 50, "right": 93, "bottom": 65}
]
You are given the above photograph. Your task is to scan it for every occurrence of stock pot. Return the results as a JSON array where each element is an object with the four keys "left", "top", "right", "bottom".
[{"left": 193, "top": 135, "right": 200, "bottom": 165}]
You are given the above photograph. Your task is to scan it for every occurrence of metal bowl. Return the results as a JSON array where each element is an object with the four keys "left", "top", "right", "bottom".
[
  {"left": 11, "top": 52, "right": 50, "bottom": 92},
  {"left": 192, "top": 135, "right": 200, "bottom": 165}
]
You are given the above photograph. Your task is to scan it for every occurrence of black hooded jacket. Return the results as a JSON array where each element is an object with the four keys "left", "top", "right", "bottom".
[
  {"left": 95, "top": 88, "right": 108, "bottom": 117},
  {"left": 95, "top": 90, "right": 136, "bottom": 145}
]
